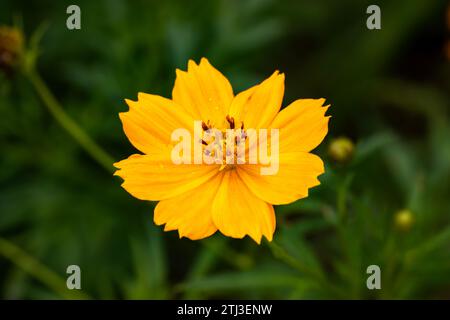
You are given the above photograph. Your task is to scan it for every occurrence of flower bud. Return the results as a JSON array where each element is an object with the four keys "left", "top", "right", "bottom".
[
  {"left": 394, "top": 209, "right": 414, "bottom": 231},
  {"left": 328, "top": 137, "right": 354, "bottom": 163},
  {"left": 0, "top": 26, "right": 24, "bottom": 74}
]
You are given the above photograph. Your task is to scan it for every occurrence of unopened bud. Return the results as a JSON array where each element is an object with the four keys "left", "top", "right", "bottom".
[
  {"left": 0, "top": 26, "right": 24, "bottom": 74},
  {"left": 394, "top": 209, "right": 414, "bottom": 231},
  {"left": 328, "top": 137, "right": 354, "bottom": 163}
]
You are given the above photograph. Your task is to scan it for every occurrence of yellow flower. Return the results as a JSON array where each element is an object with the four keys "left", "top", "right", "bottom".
[{"left": 114, "top": 58, "right": 330, "bottom": 243}]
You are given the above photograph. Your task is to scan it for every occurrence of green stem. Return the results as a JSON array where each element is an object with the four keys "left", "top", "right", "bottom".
[
  {"left": 202, "top": 238, "right": 253, "bottom": 270},
  {"left": 25, "top": 68, "right": 115, "bottom": 173},
  {"left": 404, "top": 225, "right": 450, "bottom": 265},
  {"left": 8, "top": 67, "right": 113, "bottom": 299},
  {"left": 337, "top": 173, "right": 354, "bottom": 222},
  {"left": 0, "top": 237, "right": 91, "bottom": 299},
  {"left": 268, "top": 241, "right": 345, "bottom": 298}
]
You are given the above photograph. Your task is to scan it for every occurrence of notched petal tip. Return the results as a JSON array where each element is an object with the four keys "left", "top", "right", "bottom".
[
  {"left": 178, "top": 228, "right": 194, "bottom": 240},
  {"left": 268, "top": 70, "right": 284, "bottom": 81},
  {"left": 253, "top": 236, "right": 262, "bottom": 245},
  {"left": 187, "top": 59, "right": 198, "bottom": 71},
  {"left": 113, "top": 154, "right": 142, "bottom": 169},
  {"left": 199, "top": 57, "right": 220, "bottom": 70},
  {"left": 263, "top": 234, "right": 273, "bottom": 244},
  {"left": 118, "top": 111, "right": 128, "bottom": 121},
  {"left": 199, "top": 58, "right": 211, "bottom": 69},
  {"left": 249, "top": 231, "right": 274, "bottom": 245},
  {"left": 162, "top": 223, "right": 176, "bottom": 232},
  {"left": 266, "top": 70, "right": 280, "bottom": 80},
  {"left": 137, "top": 92, "right": 157, "bottom": 102},
  {"left": 175, "top": 68, "right": 186, "bottom": 76},
  {"left": 123, "top": 98, "right": 139, "bottom": 111},
  {"left": 113, "top": 160, "right": 124, "bottom": 170},
  {"left": 136, "top": 92, "right": 147, "bottom": 101},
  {"left": 112, "top": 169, "right": 123, "bottom": 179},
  {"left": 112, "top": 166, "right": 121, "bottom": 174}
]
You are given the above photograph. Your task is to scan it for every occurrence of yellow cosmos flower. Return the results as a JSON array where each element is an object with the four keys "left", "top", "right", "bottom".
[{"left": 114, "top": 58, "right": 330, "bottom": 244}]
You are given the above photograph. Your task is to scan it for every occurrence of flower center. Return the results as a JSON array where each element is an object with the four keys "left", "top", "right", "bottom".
[{"left": 200, "top": 115, "right": 247, "bottom": 169}]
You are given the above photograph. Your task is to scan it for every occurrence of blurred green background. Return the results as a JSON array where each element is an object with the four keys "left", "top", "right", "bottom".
[{"left": 1, "top": 0, "right": 449, "bottom": 299}]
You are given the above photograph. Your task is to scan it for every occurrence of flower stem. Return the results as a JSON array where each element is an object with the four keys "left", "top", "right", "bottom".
[
  {"left": 268, "top": 241, "right": 345, "bottom": 298},
  {"left": 0, "top": 237, "right": 91, "bottom": 299},
  {"left": 337, "top": 173, "right": 354, "bottom": 222},
  {"left": 25, "top": 68, "right": 115, "bottom": 173}
]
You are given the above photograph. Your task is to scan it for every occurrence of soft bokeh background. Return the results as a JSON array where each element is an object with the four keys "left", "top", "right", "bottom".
[{"left": 1, "top": 0, "right": 449, "bottom": 299}]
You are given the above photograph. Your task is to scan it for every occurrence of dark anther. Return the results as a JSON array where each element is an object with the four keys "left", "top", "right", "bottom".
[
  {"left": 201, "top": 121, "right": 209, "bottom": 131},
  {"left": 201, "top": 139, "right": 208, "bottom": 146},
  {"left": 226, "top": 115, "right": 235, "bottom": 129}
]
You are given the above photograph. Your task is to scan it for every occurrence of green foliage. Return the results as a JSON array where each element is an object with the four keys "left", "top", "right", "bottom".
[{"left": 0, "top": 0, "right": 449, "bottom": 299}]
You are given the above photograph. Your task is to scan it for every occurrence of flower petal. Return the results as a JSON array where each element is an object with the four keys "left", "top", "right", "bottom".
[
  {"left": 120, "top": 93, "right": 195, "bottom": 154},
  {"left": 172, "top": 58, "right": 234, "bottom": 126},
  {"left": 229, "top": 71, "right": 284, "bottom": 129},
  {"left": 212, "top": 170, "right": 275, "bottom": 244},
  {"left": 154, "top": 173, "right": 223, "bottom": 240},
  {"left": 270, "top": 98, "right": 330, "bottom": 153},
  {"left": 114, "top": 153, "right": 220, "bottom": 201},
  {"left": 237, "top": 152, "right": 324, "bottom": 205}
]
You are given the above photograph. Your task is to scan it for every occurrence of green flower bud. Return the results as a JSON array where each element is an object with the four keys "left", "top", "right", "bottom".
[
  {"left": 394, "top": 209, "right": 414, "bottom": 231},
  {"left": 328, "top": 137, "right": 354, "bottom": 163}
]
